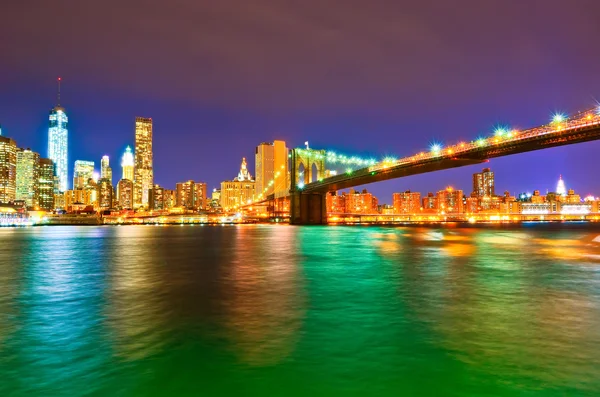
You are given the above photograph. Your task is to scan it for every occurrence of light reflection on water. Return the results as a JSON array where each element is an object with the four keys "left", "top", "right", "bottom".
[{"left": 0, "top": 225, "right": 600, "bottom": 395}]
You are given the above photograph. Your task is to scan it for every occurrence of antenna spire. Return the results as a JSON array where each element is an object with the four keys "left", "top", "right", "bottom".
[{"left": 57, "top": 77, "right": 62, "bottom": 106}]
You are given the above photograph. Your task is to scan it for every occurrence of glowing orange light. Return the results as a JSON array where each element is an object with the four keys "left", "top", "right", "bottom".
[{"left": 447, "top": 149, "right": 453, "bottom": 154}]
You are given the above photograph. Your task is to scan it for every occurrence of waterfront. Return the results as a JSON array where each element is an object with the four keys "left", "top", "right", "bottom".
[{"left": 1, "top": 225, "right": 600, "bottom": 396}]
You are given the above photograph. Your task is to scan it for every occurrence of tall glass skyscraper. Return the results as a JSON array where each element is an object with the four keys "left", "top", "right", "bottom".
[
  {"left": 48, "top": 78, "right": 68, "bottom": 192},
  {"left": 134, "top": 117, "right": 153, "bottom": 208}
]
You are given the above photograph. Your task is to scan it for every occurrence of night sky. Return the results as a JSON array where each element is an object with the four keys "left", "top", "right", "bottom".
[{"left": 1, "top": 0, "right": 599, "bottom": 202}]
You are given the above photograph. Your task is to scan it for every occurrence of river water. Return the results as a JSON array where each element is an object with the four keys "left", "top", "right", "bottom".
[{"left": 1, "top": 225, "right": 600, "bottom": 396}]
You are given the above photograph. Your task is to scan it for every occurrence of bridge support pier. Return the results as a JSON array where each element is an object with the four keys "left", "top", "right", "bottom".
[{"left": 290, "top": 192, "right": 327, "bottom": 225}]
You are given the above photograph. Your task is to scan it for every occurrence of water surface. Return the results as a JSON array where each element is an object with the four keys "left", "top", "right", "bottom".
[{"left": 1, "top": 225, "right": 600, "bottom": 396}]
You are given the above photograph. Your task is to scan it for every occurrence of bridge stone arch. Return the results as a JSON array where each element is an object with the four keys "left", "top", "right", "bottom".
[{"left": 290, "top": 148, "right": 326, "bottom": 190}]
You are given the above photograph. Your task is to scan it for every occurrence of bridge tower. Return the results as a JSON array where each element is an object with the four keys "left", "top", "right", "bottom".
[{"left": 289, "top": 148, "right": 328, "bottom": 225}]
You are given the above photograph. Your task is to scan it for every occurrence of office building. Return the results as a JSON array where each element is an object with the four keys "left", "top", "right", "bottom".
[
  {"left": 121, "top": 146, "right": 134, "bottom": 181},
  {"left": 73, "top": 160, "right": 95, "bottom": 190},
  {"left": 0, "top": 136, "right": 17, "bottom": 203},
  {"left": 38, "top": 158, "right": 55, "bottom": 211},
  {"left": 255, "top": 140, "right": 288, "bottom": 199},
  {"left": 97, "top": 178, "right": 113, "bottom": 210},
  {"left": 117, "top": 179, "right": 134, "bottom": 210},
  {"left": 48, "top": 78, "right": 68, "bottom": 192},
  {"left": 133, "top": 117, "right": 153, "bottom": 208},
  {"left": 16, "top": 148, "right": 40, "bottom": 208},
  {"left": 176, "top": 180, "right": 208, "bottom": 210},
  {"left": 149, "top": 184, "right": 166, "bottom": 210},
  {"left": 472, "top": 168, "right": 494, "bottom": 198},
  {"left": 101, "top": 155, "right": 112, "bottom": 185},
  {"left": 393, "top": 191, "right": 421, "bottom": 214},
  {"left": 220, "top": 158, "right": 255, "bottom": 210}
]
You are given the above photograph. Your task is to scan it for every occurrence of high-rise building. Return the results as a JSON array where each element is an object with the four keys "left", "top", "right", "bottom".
[
  {"left": 0, "top": 136, "right": 17, "bottom": 203},
  {"left": 48, "top": 78, "right": 68, "bottom": 192},
  {"left": 220, "top": 158, "right": 255, "bottom": 210},
  {"left": 149, "top": 184, "right": 166, "bottom": 210},
  {"left": 556, "top": 175, "right": 566, "bottom": 196},
  {"left": 472, "top": 168, "right": 494, "bottom": 198},
  {"left": 326, "top": 192, "right": 346, "bottom": 213},
  {"left": 422, "top": 192, "right": 438, "bottom": 212},
  {"left": 16, "top": 148, "right": 40, "bottom": 208},
  {"left": 255, "top": 140, "right": 288, "bottom": 200},
  {"left": 175, "top": 180, "right": 208, "bottom": 210},
  {"left": 393, "top": 190, "right": 421, "bottom": 214},
  {"left": 117, "top": 179, "right": 134, "bottom": 210},
  {"left": 133, "top": 117, "right": 153, "bottom": 208},
  {"left": 38, "top": 158, "right": 56, "bottom": 211},
  {"left": 96, "top": 178, "right": 113, "bottom": 210},
  {"left": 101, "top": 155, "right": 112, "bottom": 185},
  {"left": 73, "top": 160, "right": 95, "bottom": 190},
  {"left": 436, "top": 187, "right": 464, "bottom": 214},
  {"left": 121, "top": 146, "right": 134, "bottom": 181}
]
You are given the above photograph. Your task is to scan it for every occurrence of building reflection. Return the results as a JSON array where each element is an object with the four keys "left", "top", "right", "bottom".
[
  {"left": 5, "top": 227, "right": 111, "bottom": 394},
  {"left": 397, "top": 229, "right": 600, "bottom": 391},
  {"left": 220, "top": 225, "right": 305, "bottom": 366},
  {"left": 104, "top": 226, "right": 169, "bottom": 362},
  {"left": 0, "top": 229, "right": 22, "bottom": 349}
]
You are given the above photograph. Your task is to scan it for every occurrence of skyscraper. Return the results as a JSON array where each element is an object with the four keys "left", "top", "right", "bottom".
[
  {"left": 134, "top": 117, "right": 153, "bottom": 208},
  {"left": 121, "top": 146, "right": 134, "bottom": 181},
  {"left": 16, "top": 148, "right": 40, "bottom": 208},
  {"left": 97, "top": 178, "right": 113, "bottom": 210},
  {"left": 73, "top": 160, "right": 95, "bottom": 190},
  {"left": 38, "top": 158, "right": 56, "bottom": 211},
  {"left": 175, "top": 180, "right": 208, "bottom": 210},
  {"left": 556, "top": 175, "right": 566, "bottom": 196},
  {"left": 117, "top": 179, "right": 134, "bottom": 210},
  {"left": 101, "top": 155, "right": 112, "bottom": 185},
  {"left": 220, "top": 158, "right": 255, "bottom": 210},
  {"left": 0, "top": 136, "right": 17, "bottom": 204},
  {"left": 472, "top": 168, "right": 495, "bottom": 197},
  {"left": 48, "top": 78, "right": 68, "bottom": 192},
  {"left": 255, "top": 140, "right": 288, "bottom": 200}
]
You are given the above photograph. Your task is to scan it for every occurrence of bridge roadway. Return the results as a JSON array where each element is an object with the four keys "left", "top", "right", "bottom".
[{"left": 300, "top": 111, "right": 600, "bottom": 193}]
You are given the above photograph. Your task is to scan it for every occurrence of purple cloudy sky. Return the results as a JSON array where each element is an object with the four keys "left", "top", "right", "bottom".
[{"left": 1, "top": 0, "right": 599, "bottom": 201}]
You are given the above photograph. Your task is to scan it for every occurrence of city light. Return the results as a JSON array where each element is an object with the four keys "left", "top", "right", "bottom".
[
  {"left": 430, "top": 143, "right": 442, "bottom": 154},
  {"left": 494, "top": 127, "right": 507, "bottom": 137}
]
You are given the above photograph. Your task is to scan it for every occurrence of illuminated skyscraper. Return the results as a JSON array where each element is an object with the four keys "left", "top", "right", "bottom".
[
  {"left": 38, "top": 158, "right": 56, "bottom": 211},
  {"left": 0, "top": 136, "right": 17, "bottom": 203},
  {"left": 220, "top": 158, "right": 255, "bottom": 210},
  {"left": 117, "top": 179, "right": 134, "bottom": 209},
  {"left": 556, "top": 175, "right": 566, "bottom": 196},
  {"left": 255, "top": 140, "right": 288, "bottom": 200},
  {"left": 133, "top": 117, "right": 153, "bottom": 208},
  {"left": 73, "top": 160, "right": 95, "bottom": 190},
  {"left": 101, "top": 155, "right": 112, "bottom": 185},
  {"left": 121, "top": 146, "right": 134, "bottom": 181},
  {"left": 48, "top": 78, "right": 68, "bottom": 192},
  {"left": 97, "top": 178, "right": 113, "bottom": 210},
  {"left": 472, "top": 168, "right": 494, "bottom": 197},
  {"left": 16, "top": 148, "right": 40, "bottom": 208}
]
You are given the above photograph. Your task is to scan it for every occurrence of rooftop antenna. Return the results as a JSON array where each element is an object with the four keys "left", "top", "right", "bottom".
[{"left": 57, "top": 77, "right": 62, "bottom": 106}]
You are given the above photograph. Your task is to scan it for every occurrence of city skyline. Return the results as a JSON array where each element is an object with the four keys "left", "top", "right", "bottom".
[{"left": 1, "top": 1, "right": 600, "bottom": 200}]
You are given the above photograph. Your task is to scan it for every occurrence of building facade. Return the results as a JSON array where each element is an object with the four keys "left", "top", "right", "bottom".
[
  {"left": 48, "top": 103, "right": 68, "bottom": 192},
  {"left": 97, "top": 178, "right": 113, "bottom": 210},
  {"left": 101, "top": 155, "right": 112, "bottom": 185},
  {"left": 149, "top": 185, "right": 166, "bottom": 210},
  {"left": 472, "top": 167, "right": 494, "bottom": 197},
  {"left": 344, "top": 189, "right": 379, "bottom": 214},
  {"left": 255, "top": 140, "right": 288, "bottom": 199},
  {"left": 175, "top": 180, "right": 208, "bottom": 210},
  {"left": 121, "top": 146, "right": 134, "bottom": 181},
  {"left": 0, "top": 136, "right": 17, "bottom": 203},
  {"left": 393, "top": 190, "right": 421, "bottom": 214},
  {"left": 436, "top": 187, "right": 464, "bottom": 214},
  {"left": 38, "top": 158, "right": 56, "bottom": 211},
  {"left": 220, "top": 158, "right": 255, "bottom": 211},
  {"left": 73, "top": 160, "right": 95, "bottom": 190},
  {"left": 16, "top": 149, "right": 40, "bottom": 208},
  {"left": 117, "top": 179, "right": 134, "bottom": 210},
  {"left": 133, "top": 117, "right": 153, "bottom": 208}
]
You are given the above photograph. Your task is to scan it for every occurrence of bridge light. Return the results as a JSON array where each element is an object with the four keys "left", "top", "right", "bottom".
[
  {"left": 552, "top": 112, "right": 566, "bottom": 123},
  {"left": 431, "top": 143, "right": 442, "bottom": 154},
  {"left": 447, "top": 148, "right": 453, "bottom": 154},
  {"left": 494, "top": 127, "right": 506, "bottom": 137},
  {"left": 477, "top": 138, "right": 486, "bottom": 146},
  {"left": 346, "top": 168, "right": 353, "bottom": 175},
  {"left": 297, "top": 182, "right": 305, "bottom": 189}
]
